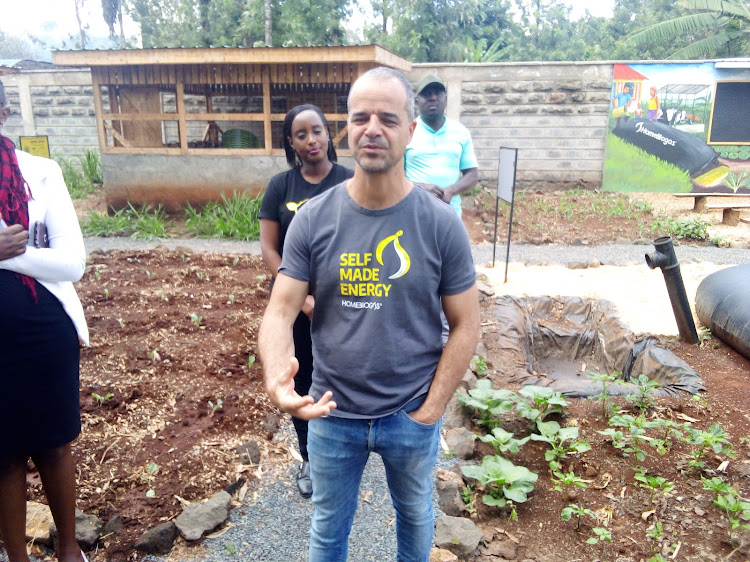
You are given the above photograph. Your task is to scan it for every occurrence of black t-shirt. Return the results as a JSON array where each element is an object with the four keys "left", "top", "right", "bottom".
[{"left": 259, "top": 163, "right": 354, "bottom": 255}]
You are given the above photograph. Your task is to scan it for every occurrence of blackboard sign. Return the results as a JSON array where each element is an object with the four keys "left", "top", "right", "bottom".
[{"left": 708, "top": 81, "right": 750, "bottom": 144}]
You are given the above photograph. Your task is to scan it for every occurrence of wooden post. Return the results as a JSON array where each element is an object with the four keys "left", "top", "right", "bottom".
[
  {"left": 91, "top": 70, "right": 108, "bottom": 152},
  {"left": 262, "top": 65, "right": 272, "bottom": 155},
  {"left": 176, "top": 81, "right": 188, "bottom": 154}
]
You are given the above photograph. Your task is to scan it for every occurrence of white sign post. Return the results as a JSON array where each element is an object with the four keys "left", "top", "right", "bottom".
[{"left": 493, "top": 147, "right": 518, "bottom": 282}]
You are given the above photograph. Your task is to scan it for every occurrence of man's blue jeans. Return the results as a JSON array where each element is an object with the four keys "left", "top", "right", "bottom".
[{"left": 307, "top": 400, "right": 441, "bottom": 562}]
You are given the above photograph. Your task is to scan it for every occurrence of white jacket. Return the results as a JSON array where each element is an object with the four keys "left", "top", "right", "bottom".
[{"left": 0, "top": 149, "right": 89, "bottom": 345}]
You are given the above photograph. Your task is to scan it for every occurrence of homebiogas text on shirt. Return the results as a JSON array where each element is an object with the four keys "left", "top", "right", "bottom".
[{"left": 339, "top": 230, "right": 411, "bottom": 306}]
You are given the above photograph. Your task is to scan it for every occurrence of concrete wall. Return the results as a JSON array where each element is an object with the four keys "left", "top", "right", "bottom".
[
  {"left": 2, "top": 70, "right": 99, "bottom": 158},
  {"left": 411, "top": 62, "right": 614, "bottom": 190},
  {"left": 3, "top": 62, "right": 616, "bottom": 203},
  {"left": 103, "top": 153, "right": 356, "bottom": 211}
]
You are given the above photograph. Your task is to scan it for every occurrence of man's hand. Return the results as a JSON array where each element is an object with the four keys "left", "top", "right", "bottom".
[
  {"left": 407, "top": 404, "right": 443, "bottom": 425},
  {"left": 267, "top": 357, "right": 337, "bottom": 420},
  {"left": 420, "top": 183, "right": 449, "bottom": 202},
  {"left": 0, "top": 224, "right": 28, "bottom": 260}
]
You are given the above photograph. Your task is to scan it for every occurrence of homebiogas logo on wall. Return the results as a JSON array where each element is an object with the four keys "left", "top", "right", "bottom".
[
  {"left": 339, "top": 230, "right": 411, "bottom": 308},
  {"left": 635, "top": 121, "right": 677, "bottom": 146}
]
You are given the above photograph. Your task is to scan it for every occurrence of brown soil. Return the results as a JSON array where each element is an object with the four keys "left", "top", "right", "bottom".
[{"left": 16, "top": 190, "right": 750, "bottom": 561}]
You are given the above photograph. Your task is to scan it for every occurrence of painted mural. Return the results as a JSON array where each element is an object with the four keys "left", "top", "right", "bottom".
[{"left": 603, "top": 62, "right": 750, "bottom": 194}]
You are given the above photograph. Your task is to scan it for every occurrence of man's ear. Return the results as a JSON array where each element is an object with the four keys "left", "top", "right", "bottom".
[{"left": 408, "top": 119, "right": 416, "bottom": 141}]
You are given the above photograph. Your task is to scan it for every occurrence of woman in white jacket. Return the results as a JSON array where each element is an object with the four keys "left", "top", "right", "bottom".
[{"left": 0, "top": 80, "right": 88, "bottom": 562}]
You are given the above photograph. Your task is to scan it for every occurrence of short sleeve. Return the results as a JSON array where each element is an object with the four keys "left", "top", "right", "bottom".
[
  {"left": 438, "top": 210, "right": 476, "bottom": 296},
  {"left": 278, "top": 203, "right": 311, "bottom": 283},
  {"left": 459, "top": 127, "right": 478, "bottom": 172},
  {"left": 259, "top": 174, "right": 285, "bottom": 222}
]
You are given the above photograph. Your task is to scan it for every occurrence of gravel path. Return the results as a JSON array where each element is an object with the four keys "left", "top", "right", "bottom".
[
  {"left": 81, "top": 236, "right": 746, "bottom": 561},
  {"left": 85, "top": 237, "right": 750, "bottom": 267}
]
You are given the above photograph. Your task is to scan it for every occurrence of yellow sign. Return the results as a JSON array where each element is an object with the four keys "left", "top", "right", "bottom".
[{"left": 19, "top": 136, "right": 51, "bottom": 159}]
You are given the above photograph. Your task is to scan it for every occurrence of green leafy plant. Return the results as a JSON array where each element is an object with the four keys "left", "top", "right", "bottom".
[
  {"left": 248, "top": 355, "right": 256, "bottom": 368},
  {"left": 626, "top": 374, "right": 661, "bottom": 412},
  {"left": 683, "top": 423, "right": 735, "bottom": 474},
  {"left": 601, "top": 414, "right": 654, "bottom": 469},
  {"left": 665, "top": 217, "right": 711, "bottom": 241},
  {"left": 208, "top": 398, "right": 223, "bottom": 414},
  {"left": 184, "top": 191, "right": 263, "bottom": 241},
  {"left": 634, "top": 470, "right": 674, "bottom": 507},
  {"left": 516, "top": 386, "right": 568, "bottom": 423},
  {"left": 91, "top": 392, "right": 114, "bottom": 407},
  {"left": 141, "top": 462, "right": 159, "bottom": 498},
  {"left": 190, "top": 312, "right": 204, "bottom": 328},
  {"left": 713, "top": 493, "right": 750, "bottom": 546},
  {"left": 54, "top": 152, "right": 98, "bottom": 199},
  {"left": 587, "top": 527, "right": 612, "bottom": 545},
  {"left": 561, "top": 503, "right": 595, "bottom": 531},
  {"left": 478, "top": 427, "right": 530, "bottom": 456},
  {"left": 530, "top": 420, "right": 591, "bottom": 465},
  {"left": 456, "top": 380, "right": 517, "bottom": 429},
  {"left": 587, "top": 371, "right": 619, "bottom": 419},
  {"left": 551, "top": 470, "right": 588, "bottom": 502},
  {"left": 469, "top": 356, "right": 488, "bottom": 376},
  {"left": 460, "top": 455, "right": 538, "bottom": 518},
  {"left": 646, "top": 519, "right": 664, "bottom": 556}
]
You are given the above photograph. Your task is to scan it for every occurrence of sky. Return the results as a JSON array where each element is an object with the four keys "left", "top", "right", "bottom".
[{"left": 2, "top": 0, "right": 615, "bottom": 54}]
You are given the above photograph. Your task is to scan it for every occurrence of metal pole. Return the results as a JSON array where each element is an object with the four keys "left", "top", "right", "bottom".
[{"left": 492, "top": 195, "right": 499, "bottom": 268}]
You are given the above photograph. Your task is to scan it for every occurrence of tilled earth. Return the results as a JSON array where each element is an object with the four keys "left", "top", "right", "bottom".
[{"left": 13, "top": 190, "right": 750, "bottom": 561}]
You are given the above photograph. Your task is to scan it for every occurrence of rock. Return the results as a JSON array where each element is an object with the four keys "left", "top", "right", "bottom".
[
  {"left": 262, "top": 413, "right": 281, "bottom": 434},
  {"left": 634, "top": 238, "right": 652, "bottom": 245},
  {"left": 175, "top": 491, "right": 231, "bottom": 540},
  {"left": 615, "top": 237, "right": 632, "bottom": 245},
  {"left": 26, "top": 502, "right": 54, "bottom": 546},
  {"left": 480, "top": 539, "right": 518, "bottom": 559},
  {"left": 474, "top": 341, "right": 488, "bottom": 360},
  {"left": 459, "top": 369, "right": 478, "bottom": 391},
  {"left": 50, "top": 509, "right": 104, "bottom": 550},
  {"left": 235, "top": 440, "right": 261, "bottom": 465},
  {"left": 430, "top": 547, "right": 459, "bottom": 561},
  {"left": 588, "top": 257, "right": 601, "bottom": 268},
  {"left": 436, "top": 478, "right": 465, "bottom": 517},
  {"left": 567, "top": 261, "right": 589, "bottom": 270},
  {"left": 134, "top": 521, "right": 178, "bottom": 555},
  {"left": 443, "top": 393, "right": 473, "bottom": 430},
  {"left": 477, "top": 280, "right": 495, "bottom": 296},
  {"left": 444, "top": 427, "right": 476, "bottom": 460},
  {"left": 434, "top": 515, "right": 482, "bottom": 558},
  {"left": 102, "top": 514, "right": 124, "bottom": 537}
]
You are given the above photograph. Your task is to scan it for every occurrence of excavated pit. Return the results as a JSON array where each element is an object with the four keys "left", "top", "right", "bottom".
[{"left": 490, "top": 296, "right": 705, "bottom": 397}]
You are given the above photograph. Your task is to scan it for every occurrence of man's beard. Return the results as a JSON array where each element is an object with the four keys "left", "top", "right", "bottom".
[{"left": 355, "top": 137, "right": 393, "bottom": 174}]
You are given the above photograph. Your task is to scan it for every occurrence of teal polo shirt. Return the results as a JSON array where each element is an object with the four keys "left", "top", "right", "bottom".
[{"left": 405, "top": 116, "right": 478, "bottom": 216}]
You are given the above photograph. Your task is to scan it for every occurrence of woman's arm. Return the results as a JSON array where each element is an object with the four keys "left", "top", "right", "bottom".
[
  {"left": 259, "top": 218, "right": 282, "bottom": 279},
  {"left": 0, "top": 157, "right": 86, "bottom": 282}
]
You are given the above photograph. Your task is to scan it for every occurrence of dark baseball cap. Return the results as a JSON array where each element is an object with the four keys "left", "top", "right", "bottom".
[{"left": 415, "top": 74, "right": 446, "bottom": 96}]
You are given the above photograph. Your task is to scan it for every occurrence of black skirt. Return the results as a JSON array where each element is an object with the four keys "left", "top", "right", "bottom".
[{"left": 0, "top": 270, "right": 81, "bottom": 459}]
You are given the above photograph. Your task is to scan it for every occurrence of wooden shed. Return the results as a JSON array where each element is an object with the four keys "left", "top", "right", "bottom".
[{"left": 52, "top": 46, "right": 411, "bottom": 210}]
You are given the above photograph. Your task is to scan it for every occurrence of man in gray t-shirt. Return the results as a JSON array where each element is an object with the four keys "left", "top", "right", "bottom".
[{"left": 258, "top": 67, "right": 479, "bottom": 561}]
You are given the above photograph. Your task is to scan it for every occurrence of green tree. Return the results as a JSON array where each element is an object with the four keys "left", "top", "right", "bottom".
[
  {"left": 102, "top": 0, "right": 127, "bottom": 46},
  {"left": 0, "top": 30, "right": 45, "bottom": 59},
  {"left": 627, "top": 0, "right": 749, "bottom": 58}
]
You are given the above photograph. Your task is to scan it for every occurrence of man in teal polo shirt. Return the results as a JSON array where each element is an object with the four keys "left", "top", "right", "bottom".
[{"left": 405, "top": 74, "right": 478, "bottom": 216}]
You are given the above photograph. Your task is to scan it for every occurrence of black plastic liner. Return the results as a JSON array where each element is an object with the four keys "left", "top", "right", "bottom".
[
  {"left": 612, "top": 119, "right": 719, "bottom": 177},
  {"left": 491, "top": 296, "right": 706, "bottom": 397},
  {"left": 695, "top": 264, "right": 750, "bottom": 361}
]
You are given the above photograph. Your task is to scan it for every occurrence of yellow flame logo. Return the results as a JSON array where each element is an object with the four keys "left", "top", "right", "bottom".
[
  {"left": 286, "top": 199, "right": 309, "bottom": 214},
  {"left": 376, "top": 230, "right": 410, "bottom": 280}
]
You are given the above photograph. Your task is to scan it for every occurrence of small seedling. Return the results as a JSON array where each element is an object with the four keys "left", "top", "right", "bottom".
[
  {"left": 225, "top": 544, "right": 237, "bottom": 555},
  {"left": 208, "top": 398, "right": 223, "bottom": 414},
  {"left": 148, "top": 348, "right": 161, "bottom": 362},
  {"left": 190, "top": 312, "right": 203, "bottom": 327},
  {"left": 141, "top": 462, "right": 159, "bottom": 497},
  {"left": 634, "top": 470, "right": 674, "bottom": 507},
  {"left": 470, "top": 356, "right": 488, "bottom": 376},
  {"left": 478, "top": 427, "right": 530, "bottom": 456},
  {"left": 646, "top": 519, "right": 663, "bottom": 555},
  {"left": 626, "top": 374, "right": 661, "bottom": 411},
  {"left": 530, "top": 420, "right": 591, "bottom": 465},
  {"left": 587, "top": 371, "right": 619, "bottom": 419},
  {"left": 94, "top": 270, "right": 101, "bottom": 280},
  {"left": 561, "top": 503, "right": 595, "bottom": 531},
  {"left": 713, "top": 492, "right": 750, "bottom": 546},
  {"left": 248, "top": 355, "right": 256, "bottom": 368},
  {"left": 103, "top": 288, "right": 110, "bottom": 299},
  {"left": 92, "top": 392, "right": 114, "bottom": 407},
  {"left": 228, "top": 293, "right": 236, "bottom": 305},
  {"left": 587, "top": 527, "right": 612, "bottom": 544},
  {"left": 116, "top": 317, "right": 125, "bottom": 329},
  {"left": 552, "top": 470, "right": 588, "bottom": 502}
]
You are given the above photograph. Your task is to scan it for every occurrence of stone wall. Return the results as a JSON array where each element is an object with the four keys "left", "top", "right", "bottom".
[
  {"left": 412, "top": 62, "right": 614, "bottom": 190},
  {"left": 3, "top": 62, "right": 615, "bottom": 191},
  {"left": 2, "top": 70, "right": 99, "bottom": 158}
]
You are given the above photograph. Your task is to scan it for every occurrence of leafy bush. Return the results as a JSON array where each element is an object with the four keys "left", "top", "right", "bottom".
[
  {"left": 78, "top": 149, "right": 103, "bottom": 185},
  {"left": 185, "top": 192, "right": 262, "bottom": 241},
  {"left": 55, "top": 152, "right": 98, "bottom": 199}
]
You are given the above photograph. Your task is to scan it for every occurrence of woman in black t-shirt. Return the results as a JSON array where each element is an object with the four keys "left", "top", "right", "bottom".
[{"left": 259, "top": 105, "right": 353, "bottom": 498}]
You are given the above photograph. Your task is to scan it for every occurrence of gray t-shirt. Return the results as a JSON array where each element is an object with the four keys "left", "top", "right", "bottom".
[{"left": 280, "top": 183, "right": 476, "bottom": 418}]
